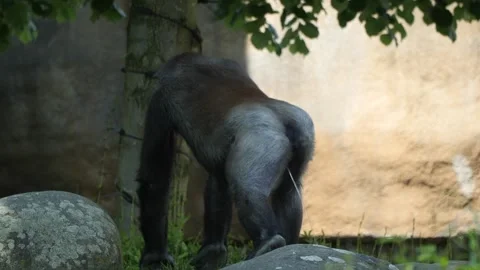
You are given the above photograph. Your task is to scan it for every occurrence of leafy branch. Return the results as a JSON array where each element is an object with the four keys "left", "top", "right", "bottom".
[
  {"left": 1, "top": 0, "right": 480, "bottom": 56},
  {"left": 212, "top": 0, "right": 480, "bottom": 55},
  {"left": 0, "top": 0, "right": 126, "bottom": 52}
]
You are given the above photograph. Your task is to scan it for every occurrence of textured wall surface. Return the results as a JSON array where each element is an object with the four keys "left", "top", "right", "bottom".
[
  {"left": 0, "top": 2, "right": 478, "bottom": 240},
  {"left": 243, "top": 8, "right": 480, "bottom": 237},
  {"left": 0, "top": 3, "right": 129, "bottom": 218},
  {"left": 184, "top": 7, "right": 480, "bottom": 238}
]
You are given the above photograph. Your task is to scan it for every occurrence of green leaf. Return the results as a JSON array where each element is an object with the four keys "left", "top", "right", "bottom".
[
  {"left": 55, "top": 3, "right": 78, "bottom": 23},
  {"left": 292, "top": 6, "right": 308, "bottom": 20},
  {"left": 399, "top": 11, "right": 414, "bottom": 24},
  {"left": 32, "top": 1, "right": 54, "bottom": 17},
  {"left": 417, "top": 245, "right": 437, "bottom": 262},
  {"left": 274, "top": 42, "right": 282, "bottom": 56},
  {"left": 246, "top": 3, "right": 276, "bottom": 18},
  {"left": 91, "top": 0, "right": 114, "bottom": 13},
  {"left": 312, "top": 0, "right": 323, "bottom": 13},
  {"left": 102, "top": 3, "right": 127, "bottom": 22},
  {"left": 280, "top": 28, "right": 296, "bottom": 47},
  {"left": 393, "top": 22, "right": 407, "bottom": 40},
  {"left": 266, "top": 43, "right": 276, "bottom": 53},
  {"left": 438, "top": 257, "right": 449, "bottom": 267},
  {"left": 337, "top": 9, "right": 356, "bottom": 28},
  {"left": 348, "top": 0, "right": 367, "bottom": 13},
  {"left": 213, "top": 0, "right": 232, "bottom": 20},
  {"left": 378, "top": 0, "right": 390, "bottom": 10},
  {"left": 289, "top": 43, "right": 297, "bottom": 54},
  {"left": 417, "top": 0, "right": 433, "bottom": 13},
  {"left": 359, "top": 0, "right": 379, "bottom": 22},
  {"left": 431, "top": 5, "right": 453, "bottom": 28},
  {"left": 380, "top": 33, "right": 392, "bottom": 45},
  {"left": 224, "top": 8, "right": 246, "bottom": 30},
  {"left": 267, "top": 40, "right": 283, "bottom": 56},
  {"left": 280, "top": 0, "right": 300, "bottom": 9},
  {"left": 394, "top": 23, "right": 406, "bottom": 40},
  {"left": 422, "top": 13, "right": 433, "bottom": 25},
  {"left": 251, "top": 30, "right": 270, "bottom": 49},
  {"left": 4, "top": 2, "right": 30, "bottom": 33},
  {"left": 397, "top": 4, "right": 415, "bottom": 25},
  {"left": 18, "top": 22, "right": 38, "bottom": 44},
  {"left": 365, "top": 17, "right": 387, "bottom": 36},
  {"left": 467, "top": 2, "right": 480, "bottom": 19},
  {"left": 244, "top": 18, "right": 266, "bottom": 33},
  {"left": 299, "top": 22, "right": 319, "bottom": 38},
  {"left": 403, "top": 0, "right": 415, "bottom": 13},
  {"left": 280, "top": 10, "right": 288, "bottom": 27},
  {"left": 435, "top": 22, "right": 457, "bottom": 42},
  {"left": 332, "top": 0, "right": 349, "bottom": 12},
  {"left": 293, "top": 37, "right": 309, "bottom": 54},
  {"left": 453, "top": 5, "right": 465, "bottom": 20}
]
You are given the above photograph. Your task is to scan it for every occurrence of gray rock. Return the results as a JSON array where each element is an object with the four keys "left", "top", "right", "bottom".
[
  {"left": 222, "top": 244, "right": 398, "bottom": 270},
  {"left": 395, "top": 261, "right": 469, "bottom": 269},
  {"left": 0, "top": 191, "right": 122, "bottom": 270}
]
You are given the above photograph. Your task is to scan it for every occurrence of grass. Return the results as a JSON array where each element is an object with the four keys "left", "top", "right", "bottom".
[
  {"left": 116, "top": 180, "right": 480, "bottom": 269},
  {"left": 120, "top": 220, "right": 480, "bottom": 270},
  {"left": 120, "top": 226, "right": 251, "bottom": 270}
]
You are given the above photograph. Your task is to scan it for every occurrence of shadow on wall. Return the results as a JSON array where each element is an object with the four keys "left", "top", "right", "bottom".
[{"left": 0, "top": 2, "right": 130, "bottom": 218}]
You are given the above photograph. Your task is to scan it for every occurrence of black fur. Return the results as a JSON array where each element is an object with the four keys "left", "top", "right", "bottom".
[{"left": 135, "top": 53, "right": 315, "bottom": 270}]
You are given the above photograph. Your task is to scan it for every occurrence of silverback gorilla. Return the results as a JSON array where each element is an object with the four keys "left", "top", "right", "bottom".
[{"left": 136, "top": 53, "right": 315, "bottom": 270}]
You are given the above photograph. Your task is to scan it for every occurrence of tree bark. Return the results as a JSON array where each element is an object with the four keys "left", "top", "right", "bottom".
[{"left": 116, "top": 0, "right": 200, "bottom": 233}]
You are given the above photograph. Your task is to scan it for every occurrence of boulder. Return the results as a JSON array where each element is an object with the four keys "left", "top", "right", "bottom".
[
  {"left": 0, "top": 191, "right": 122, "bottom": 270},
  {"left": 221, "top": 244, "right": 397, "bottom": 270}
]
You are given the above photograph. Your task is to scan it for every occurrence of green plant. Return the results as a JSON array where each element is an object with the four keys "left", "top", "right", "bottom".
[{"left": 0, "top": 0, "right": 125, "bottom": 52}]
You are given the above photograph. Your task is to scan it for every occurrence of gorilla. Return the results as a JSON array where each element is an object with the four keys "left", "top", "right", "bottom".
[{"left": 135, "top": 52, "right": 315, "bottom": 270}]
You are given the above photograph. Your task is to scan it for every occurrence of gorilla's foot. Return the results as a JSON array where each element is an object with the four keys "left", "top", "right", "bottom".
[
  {"left": 248, "top": 234, "right": 286, "bottom": 259},
  {"left": 190, "top": 243, "right": 228, "bottom": 270}
]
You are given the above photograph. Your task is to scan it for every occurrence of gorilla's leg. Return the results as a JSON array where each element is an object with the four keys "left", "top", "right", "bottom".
[
  {"left": 226, "top": 130, "right": 292, "bottom": 259},
  {"left": 136, "top": 106, "right": 176, "bottom": 270},
  {"left": 271, "top": 163, "right": 305, "bottom": 244},
  {"left": 191, "top": 175, "right": 232, "bottom": 270},
  {"left": 273, "top": 115, "right": 315, "bottom": 244}
]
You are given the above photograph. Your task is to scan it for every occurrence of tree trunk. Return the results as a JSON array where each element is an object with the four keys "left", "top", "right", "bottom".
[{"left": 116, "top": 0, "right": 200, "bottom": 233}]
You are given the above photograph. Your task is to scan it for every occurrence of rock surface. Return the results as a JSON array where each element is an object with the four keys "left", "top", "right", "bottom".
[
  {"left": 221, "top": 244, "right": 397, "bottom": 270},
  {"left": 0, "top": 191, "right": 122, "bottom": 270}
]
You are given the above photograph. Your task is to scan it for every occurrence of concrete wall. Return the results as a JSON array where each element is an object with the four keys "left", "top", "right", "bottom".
[
  {"left": 0, "top": 2, "right": 130, "bottom": 218},
  {"left": 0, "top": 2, "right": 478, "bottom": 240},
  {"left": 184, "top": 7, "right": 480, "bottom": 238},
  {"left": 246, "top": 8, "right": 480, "bottom": 237}
]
